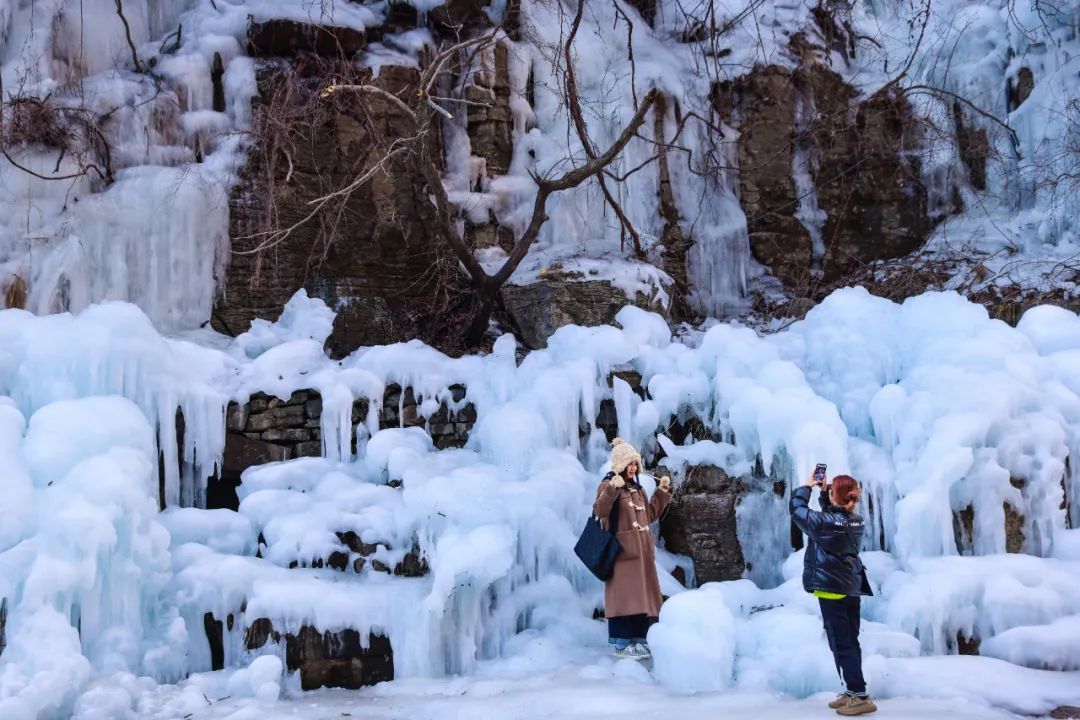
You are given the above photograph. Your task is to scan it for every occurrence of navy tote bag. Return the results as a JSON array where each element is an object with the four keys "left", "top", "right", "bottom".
[{"left": 574, "top": 493, "right": 621, "bottom": 581}]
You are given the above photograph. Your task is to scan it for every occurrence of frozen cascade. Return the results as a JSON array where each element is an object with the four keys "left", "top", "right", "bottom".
[
  {"left": 459, "top": 0, "right": 750, "bottom": 311},
  {"left": 1, "top": 289, "right": 1079, "bottom": 717},
  {"left": 11, "top": 165, "right": 232, "bottom": 331},
  {"left": 791, "top": 89, "right": 827, "bottom": 272},
  {"left": 848, "top": 0, "right": 1080, "bottom": 289},
  {"left": 0, "top": 0, "right": 1075, "bottom": 347},
  {"left": 0, "top": 396, "right": 186, "bottom": 719},
  {"left": 0, "top": 0, "right": 254, "bottom": 333}
]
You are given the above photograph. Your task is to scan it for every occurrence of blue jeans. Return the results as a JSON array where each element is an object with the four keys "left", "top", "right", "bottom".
[
  {"left": 608, "top": 614, "right": 654, "bottom": 648},
  {"left": 819, "top": 596, "right": 867, "bottom": 695}
]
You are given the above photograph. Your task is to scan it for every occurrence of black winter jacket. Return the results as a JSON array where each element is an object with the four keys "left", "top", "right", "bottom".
[{"left": 789, "top": 485, "right": 873, "bottom": 597}]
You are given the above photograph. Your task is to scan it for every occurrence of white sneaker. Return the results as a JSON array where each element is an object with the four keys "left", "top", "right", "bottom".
[
  {"left": 630, "top": 642, "right": 651, "bottom": 659},
  {"left": 613, "top": 644, "right": 635, "bottom": 659}
]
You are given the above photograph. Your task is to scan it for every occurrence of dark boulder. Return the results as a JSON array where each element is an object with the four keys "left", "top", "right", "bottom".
[
  {"left": 660, "top": 465, "right": 746, "bottom": 583},
  {"left": 501, "top": 273, "right": 668, "bottom": 350},
  {"left": 245, "top": 621, "right": 394, "bottom": 690}
]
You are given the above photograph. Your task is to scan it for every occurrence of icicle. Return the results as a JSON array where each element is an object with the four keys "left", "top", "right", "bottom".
[{"left": 320, "top": 384, "right": 355, "bottom": 464}]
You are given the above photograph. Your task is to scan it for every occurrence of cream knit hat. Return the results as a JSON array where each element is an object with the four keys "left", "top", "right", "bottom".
[{"left": 609, "top": 438, "right": 642, "bottom": 476}]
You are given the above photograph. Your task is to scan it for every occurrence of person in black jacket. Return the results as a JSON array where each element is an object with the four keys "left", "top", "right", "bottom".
[{"left": 791, "top": 471, "right": 876, "bottom": 716}]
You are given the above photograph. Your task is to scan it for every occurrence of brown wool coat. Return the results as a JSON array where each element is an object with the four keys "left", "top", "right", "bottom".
[{"left": 593, "top": 475, "right": 672, "bottom": 618}]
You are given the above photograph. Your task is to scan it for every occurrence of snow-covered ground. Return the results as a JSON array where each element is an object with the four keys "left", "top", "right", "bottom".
[{"left": 127, "top": 652, "right": 1080, "bottom": 720}]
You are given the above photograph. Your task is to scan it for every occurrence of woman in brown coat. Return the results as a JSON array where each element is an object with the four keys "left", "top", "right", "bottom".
[{"left": 593, "top": 439, "right": 672, "bottom": 659}]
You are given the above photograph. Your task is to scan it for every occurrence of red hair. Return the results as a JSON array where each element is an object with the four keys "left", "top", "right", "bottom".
[{"left": 830, "top": 475, "right": 861, "bottom": 506}]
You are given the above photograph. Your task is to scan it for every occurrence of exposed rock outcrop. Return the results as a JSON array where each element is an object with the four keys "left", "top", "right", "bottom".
[
  {"left": 429, "top": 0, "right": 498, "bottom": 33},
  {"left": 952, "top": 486, "right": 1026, "bottom": 555},
  {"left": 465, "top": 41, "right": 514, "bottom": 179},
  {"left": 247, "top": 20, "right": 367, "bottom": 59},
  {"left": 228, "top": 391, "right": 324, "bottom": 459},
  {"left": 245, "top": 621, "right": 394, "bottom": 690},
  {"left": 2, "top": 275, "right": 27, "bottom": 310},
  {"left": 714, "top": 60, "right": 932, "bottom": 292},
  {"left": 660, "top": 465, "right": 746, "bottom": 583},
  {"left": 807, "top": 76, "right": 930, "bottom": 279},
  {"left": 714, "top": 66, "right": 812, "bottom": 289},
  {"left": 501, "top": 273, "right": 668, "bottom": 350},
  {"left": 334, "top": 531, "right": 430, "bottom": 576},
  {"left": 204, "top": 384, "right": 477, "bottom": 510},
  {"left": 953, "top": 631, "right": 980, "bottom": 656},
  {"left": 1008, "top": 66, "right": 1035, "bottom": 110},
  {"left": 953, "top": 102, "right": 990, "bottom": 191},
  {"left": 217, "top": 45, "right": 455, "bottom": 354}
]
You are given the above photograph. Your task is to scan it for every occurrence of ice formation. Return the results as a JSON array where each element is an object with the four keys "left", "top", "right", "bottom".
[
  {"left": 0, "top": 287, "right": 1078, "bottom": 717},
  {"left": 849, "top": 0, "right": 1080, "bottom": 293},
  {"left": 0, "top": 0, "right": 1078, "bottom": 717}
]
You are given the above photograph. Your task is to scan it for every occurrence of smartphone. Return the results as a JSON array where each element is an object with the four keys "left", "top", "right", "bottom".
[{"left": 813, "top": 463, "right": 827, "bottom": 486}]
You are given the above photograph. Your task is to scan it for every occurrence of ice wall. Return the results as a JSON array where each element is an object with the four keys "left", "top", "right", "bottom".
[
  {"left": 2, "top": 0, "right": 1075, "bottom": 342},
  {"left": 1, "top": 290, "right": 1078, "bottom": 717},
  {"left": 0, "top": 396, "right": 185, "bottom": 719}
]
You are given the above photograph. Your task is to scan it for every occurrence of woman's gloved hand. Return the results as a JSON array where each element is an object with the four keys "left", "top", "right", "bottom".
[
  {"left": 609, "top": 474, "right": 626, "bottom": 488},
  {"left": 658, "top": 475, "right": 671, "bottom": 492}
]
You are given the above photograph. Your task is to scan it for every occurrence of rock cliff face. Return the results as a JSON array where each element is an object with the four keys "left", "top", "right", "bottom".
[
  {"left": 215, "top": 2, "right": 949, "bottom": 353},
  {"left": 714, "top": 61, "right": 930, "bottom": 293},
  {"left": 217, "top": 30, "right": 454, "bottom": 355}
]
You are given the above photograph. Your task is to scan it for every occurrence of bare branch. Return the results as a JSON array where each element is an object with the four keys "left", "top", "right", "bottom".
[
  {"left": 114, "top": 0, "right": 144, "bottom": 73},
  {"left": 1, "top": 148, "right": 107, "bottom": 182},
  {"left": 903, "top": 84, "right": 1021, "bottom": 151},
  {"left": 611, "top": 1, "right": 638, "bottom": 109},
  {"left": 421, "top": 33, "right": 498, "bottom": 97},
  {"left": 541, "top": 88, "right": 662, "bottom": 192},
  {"left": 877, "top": 0, "right": 931, "bottom": 94},
  {"left": 234, "top": 141, "right": 410, "bottom": 255},
  {"left": 322, "top": 84, "right": 417, "bottom": 121},
  {"left": 563, "top": 0, "right": 645, "bottom": 257},
  {"left": 427, "top": 95, "right": 495, "bottom": 109},
  {"left": 604, "top": 153, "right": 662, "bottom": 182},
  {"left": 490, "top": 88, "right": 663, "bottom": 287}
]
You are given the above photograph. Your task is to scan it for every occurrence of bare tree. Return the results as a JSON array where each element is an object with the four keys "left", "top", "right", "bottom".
[{"left": 241, "top": 16, "right": 666, "bottom": 345}]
